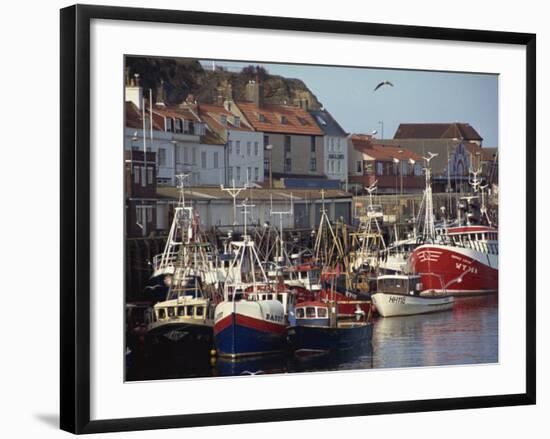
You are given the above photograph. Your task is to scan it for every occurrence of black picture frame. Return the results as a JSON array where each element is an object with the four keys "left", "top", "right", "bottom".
[{"left": 60, "top": 4, "right": 536, "bottom": 434}]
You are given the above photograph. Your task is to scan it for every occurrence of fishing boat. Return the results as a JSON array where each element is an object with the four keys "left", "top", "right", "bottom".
[
  {"left": 408, "top": 155, "right": 498, "bottom": 296},
  {"left": 287, "top": 271, "right": 373, "bottom": 356},
  {"left": 213, "top": 202, "right": 289, "bottom": 358},
  {"left": 372, "top": 274, "right": 454, "bottom": 317},
  {"left": 146, "top": 274, "right": 216, "bottom": 351},
  {"left": 146, "top": 175, "right": 221, "bottom": 302},
  {"left": 287, "top": 301, "right": 372, "bottom": 356}
]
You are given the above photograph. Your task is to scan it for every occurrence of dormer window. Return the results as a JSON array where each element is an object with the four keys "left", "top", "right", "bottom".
[
  {"left": 220, "top": 115, "right": 227, "bottom": 126},
  {"left": 233, "top": 116, "right": 240, "bottom": 128},
  {"left": 280, "top": 115, "right": 288, "bottom": 124},
  {"left": 297, "top": 117, "right": 308, "bottom": 126},
  {"left": 315, "top": 115, "right": 327, "bottom": 126},
  {"left": 258, "top": 114, "right": 266, "bottom": 122},
  {"left": 165, "top": 117, "right": 174, "bottom": 132}
]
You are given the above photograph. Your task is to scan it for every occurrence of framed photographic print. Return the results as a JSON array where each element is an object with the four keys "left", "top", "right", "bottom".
[{"left": 60, "top": 4, "right": 536, "bottom": 434}]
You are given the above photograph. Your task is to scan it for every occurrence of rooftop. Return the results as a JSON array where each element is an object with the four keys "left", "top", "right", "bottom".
[
  {"left": 309, "top": 109, "right": 348, "bottom": 137},
  {"left": 236, "top": 101, "right": 324, "bottom": 136},
  {"left": 350, "top": 134, "right": 422, "bottom": 162},
  {"left": 125, "top": 101, "right": 164, "bottom": 130},
  {"left": 394, "top": 123, "right": 483, "bottom": 141},
  {"left": 199, "top": 104, "right": 254, "bottom": 132}
]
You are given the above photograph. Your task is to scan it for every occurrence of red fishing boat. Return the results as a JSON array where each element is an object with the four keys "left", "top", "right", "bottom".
[
  {"left": 410, "top": 225, "right": 498, "bottom": 295},
  {"left": 409, "top": 153, "right": 498, "bottom": 296}
]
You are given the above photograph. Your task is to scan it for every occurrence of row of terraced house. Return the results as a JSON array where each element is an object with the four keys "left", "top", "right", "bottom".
[{"left": 124, "top": 75, "right": 497, "bottom": 236}]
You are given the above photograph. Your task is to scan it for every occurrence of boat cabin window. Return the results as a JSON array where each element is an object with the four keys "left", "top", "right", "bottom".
[
  {"left": 158, "top": 309, "right": 166, "bottom": 320},
  {"left": 168, "top": 307, "right": 175, "bottom": 318},
  {"left": 310, "top": 270, "right": 320, "bottom": 283},
  {"left": 186, "top": 305, "right": 194, "bottom": 316},
  {"left": 196, "top": 306, "right": 204, "bottom": 317},
  {"left": 296, "top": 308, "right": 305, "bottom": 318},
  {"left": 306, "top": 307, "right": 316, "bottom": 318},
  {"left": 277, "top": 293, "right": 283, "bottom": 303},
  {"left": 317, "top": 307, "right": 328, "bottom": 318},
  {"left": 267, "top": 294, "right": 273, "bottom": 300},
  {"left": 177, "top": 306, "right": 185, "bottom": 317}
]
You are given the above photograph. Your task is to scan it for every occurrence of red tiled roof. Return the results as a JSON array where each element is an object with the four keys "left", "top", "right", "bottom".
[
  {"left": 125, "top": 101, "right": 164, "bottom": 130},
  {"left": 350, "top": 134, "right": 374, "bottom": 150},
  {"left": 350, "top": 134, "right": 422, "bottom": 162},
  {"left": 236, "top": 101, "right": 324, "bottom": 136},
  {"left": 199, "top": 104, "right": 254, "bottom": 132},
  {"left": 394, "top": 123, "right": 482, "bottom": 141},
  {"left": 151, "top": 105, "right": 201, "bottom": 122}
]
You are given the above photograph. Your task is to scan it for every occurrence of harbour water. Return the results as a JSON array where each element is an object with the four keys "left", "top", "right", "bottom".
[{"left": 126, "top": 295, "right": 498, "bottom": 381}]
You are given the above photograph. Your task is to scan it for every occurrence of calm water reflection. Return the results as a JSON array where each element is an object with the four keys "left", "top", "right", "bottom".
[{"left": 126, "top": 295, "right": 498, "bottom": 381}]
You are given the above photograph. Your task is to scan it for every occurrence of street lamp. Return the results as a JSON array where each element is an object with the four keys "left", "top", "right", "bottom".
[
  {"left": 398, "top": 149, "right": 404, "bottom": 197},
  {"left": 378, "top": 121, "right": 384, "bottom": 139},
  {"left": 265, "top": 144, "right": 273, "bottom": 188}
]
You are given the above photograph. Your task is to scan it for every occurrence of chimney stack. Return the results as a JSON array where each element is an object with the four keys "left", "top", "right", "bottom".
[
  {"left": 155, "top": 79, "right": 166, "bottom": 106},
  {"left": 125, "top": 73, "right": 143, "bottom": 109},
  {"left": 245, "top": 80, "right": 264, "bottom": 108}
]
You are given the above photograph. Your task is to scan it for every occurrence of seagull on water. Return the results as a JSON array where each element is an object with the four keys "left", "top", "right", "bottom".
[{"left": 374, "top": 80, "right": 394, "bottom": 91}]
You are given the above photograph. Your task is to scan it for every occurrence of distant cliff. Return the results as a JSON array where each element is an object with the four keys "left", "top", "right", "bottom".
[{"left": 125, "top": 57, "right": 322, "bottom": 109}]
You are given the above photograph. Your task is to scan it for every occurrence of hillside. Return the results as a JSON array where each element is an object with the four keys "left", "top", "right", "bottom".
[{"left": 125, "top": 56, "right": 322, "bottom": 109}]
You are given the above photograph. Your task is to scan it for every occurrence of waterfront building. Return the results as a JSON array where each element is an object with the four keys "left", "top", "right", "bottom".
[
  {"left": 227, "top": 80, "right": 326, "bottom": 184},
  {"left": 198, "top": 102, "right": 265, "bottom": 186},
  {"left": 125, "top": 80, "right": 226, "bottom": 187},
  {"left": 347, "top": 134, "right": 424, "bottom": 194},
  {"left": 309, "top": 109, "right": 349, "bottom": 185}
]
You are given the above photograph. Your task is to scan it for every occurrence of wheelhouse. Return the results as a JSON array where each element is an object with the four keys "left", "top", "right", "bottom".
[
  {"left": 152, "top": 298, "right": 215, "bottom": 323},
  {"left": 295, "top": 301, "right": 330, "bottom": 327},
  {"left": 377, "top": 275, "right": 422, "bottom": 295},
  {"left": 444, "top": 226, "right": 499, "bottom": 255}
]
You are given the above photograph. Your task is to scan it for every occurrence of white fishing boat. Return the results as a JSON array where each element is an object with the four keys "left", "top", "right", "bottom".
[
  {"left": 146, "top": 175, "right": 222, "bottom": 301},
  {"left": 372, "top": 274, "right": 454, "bottom": 317}
]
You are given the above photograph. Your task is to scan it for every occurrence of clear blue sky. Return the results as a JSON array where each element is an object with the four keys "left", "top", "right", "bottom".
[{"left": 200, "top": 60, "right": 498, "bottom": 147}]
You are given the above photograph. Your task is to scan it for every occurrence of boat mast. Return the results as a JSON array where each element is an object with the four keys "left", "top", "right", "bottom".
[
  {"left": 220, "top": 179, "right": 248, "bottom": 226},
  {"left": 421, "top": 152, "right": 438, "bottom": 242},
  {"left": 270, "top": 193, "right": 294, "bottom": 268}
]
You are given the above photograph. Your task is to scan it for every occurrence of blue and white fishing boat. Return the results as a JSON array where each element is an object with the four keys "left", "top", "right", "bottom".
[{"left": 213, "top": 202, "right": 289, "bottom": 358}]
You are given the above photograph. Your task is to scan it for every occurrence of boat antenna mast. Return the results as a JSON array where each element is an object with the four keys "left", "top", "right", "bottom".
[
  {"left": 221, "top": 179, "right": 248, "bottom": 226},
  {"left": 270, "top": 193, "right": 294, "bottom": 267}
]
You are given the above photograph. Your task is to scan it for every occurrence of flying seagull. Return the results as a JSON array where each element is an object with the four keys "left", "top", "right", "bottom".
[{"left": 374, "top": 80, "right": 394, "bottom": 91}]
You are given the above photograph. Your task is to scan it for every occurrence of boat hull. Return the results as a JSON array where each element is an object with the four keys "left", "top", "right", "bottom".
[
  {"left": 287, "top": 323, "right": 372, "bottom": 355},
  {"left": 145, "top": 320, "right": 214, "bottom": 354},
  {"left": 214, "top": 300, "right": 286, "bottom": 358},
  {"left": 372, "top": 292, "right": 454, "bottom": 317},
  {"left": 410, "top": 244, "right": 498, "bottom": 295}
]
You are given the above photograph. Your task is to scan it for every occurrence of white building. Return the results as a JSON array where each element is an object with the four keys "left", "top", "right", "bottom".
[
  {"left": 309, "top": 109, "right": 348, "bottom": 184},
  {"left": 199, "top": 103, "right": 265, "bottom": 186},
  {"left": 125, "top": 86, "right": 226, "bottom": 187}
]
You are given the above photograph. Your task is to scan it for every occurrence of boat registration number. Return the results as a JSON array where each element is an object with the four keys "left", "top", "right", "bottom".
[{"left": 388, "top": 296, "right": 406, "bottom": 305}]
